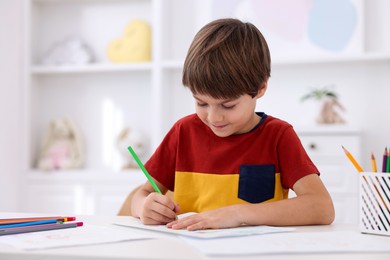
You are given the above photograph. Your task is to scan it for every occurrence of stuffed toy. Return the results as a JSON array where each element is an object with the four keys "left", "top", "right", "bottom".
[
  {"left": 116, "top": 128, "right": 148, "bottom": 169},
  {"left": 37, "top": 117, "right": 85, "bottom": 171},
  {"left": 41, "top": 36, "right": 94, "bottom": 65},
  {"left": 107, "top": 19, "right": 151, "bottom": 62}
]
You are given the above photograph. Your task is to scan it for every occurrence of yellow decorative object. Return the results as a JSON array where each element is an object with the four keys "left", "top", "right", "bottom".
[{"left": 107, "top": 19, "right": 151, "bottom": 62}]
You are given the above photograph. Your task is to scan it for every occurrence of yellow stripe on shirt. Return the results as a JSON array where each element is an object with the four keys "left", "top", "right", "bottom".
[{"left": 174, "top": 171, "right": 288, "bottom": 213}]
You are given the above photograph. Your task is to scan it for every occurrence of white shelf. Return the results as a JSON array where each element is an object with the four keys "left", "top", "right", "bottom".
[
  {"left": 161, "top": 53, "right": 390, "bottom": 71},
  {"left": 273, "top": 52, "right": 390, "bottom": 66},
  {"left": 24, "top": 168, "right": 146, "bottom": 215},
  {"left": 295, "top": 125, "right": 361, "bottom": 135},
  {"left": 31, "top": 62, "right": 153, "bottom": 75},
  {"left": 27, "top": 169, "right": 145, "bottom": 182}
]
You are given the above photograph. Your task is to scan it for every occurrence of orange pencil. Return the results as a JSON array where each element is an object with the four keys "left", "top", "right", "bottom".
[
  {"left": 371, "top": 152, "right": 377, "bottom": 172},
  {"left": 342, "top": 145, "right": 364, "bottom": 172}
]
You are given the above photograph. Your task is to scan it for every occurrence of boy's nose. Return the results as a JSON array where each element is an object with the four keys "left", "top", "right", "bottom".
[{"left": 208, "top": 108, "right": 223, "bottom": 123}]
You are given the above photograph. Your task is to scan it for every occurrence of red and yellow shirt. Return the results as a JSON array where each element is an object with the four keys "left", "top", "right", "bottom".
[{"left": 145, "top": 113, "right": 319, "bottom": 213}]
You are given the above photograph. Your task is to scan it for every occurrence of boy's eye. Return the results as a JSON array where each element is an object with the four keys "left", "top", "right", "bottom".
[
  {"left": 222, "top": 104, "right": 235, "bottom": 109},
  {"left": 197, "top": 102, "right": 207, "bottom": 107}
]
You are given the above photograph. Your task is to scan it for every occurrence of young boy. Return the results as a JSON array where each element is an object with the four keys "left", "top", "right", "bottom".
[{"left": 130, "top": 18, "right": 335, "bottom": 230}]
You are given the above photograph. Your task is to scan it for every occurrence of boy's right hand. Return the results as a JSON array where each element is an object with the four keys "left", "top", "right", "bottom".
[{"left": 139, "top": 192, "right": 179, "bottom": 225}]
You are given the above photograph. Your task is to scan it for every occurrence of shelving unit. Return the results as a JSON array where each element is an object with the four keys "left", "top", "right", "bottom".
[
  {"left": 22, "top": 0, "right": 201, "bottom": 215},
  {"left": 22, "top": 0, "right": 389, "bottom": 219},
  {"left": 24, "top": 0, "right": 200, "bottom": 170}
]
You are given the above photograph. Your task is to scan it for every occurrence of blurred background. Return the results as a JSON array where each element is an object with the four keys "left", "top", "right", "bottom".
[{"left": 1, "top": 0, "right": 389, "bottom": 224}]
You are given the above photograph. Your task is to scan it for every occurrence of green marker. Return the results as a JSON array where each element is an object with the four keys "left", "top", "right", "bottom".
[{"left": 128, "top": 146, "right": 162, "bottom": 194}]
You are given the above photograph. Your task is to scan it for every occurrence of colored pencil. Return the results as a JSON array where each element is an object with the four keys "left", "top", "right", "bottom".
[
  {"left": 127, "top": 146, "right": 178, "bottom": 219},
  {"left": 371, "top": 152, "right": 377, "bottom": 172},
  {"left": 128, "top": 146, "right": 162, "bottom": 194},
  {"left": 387, "top": 149, "right": 390, "bottom": 173},
  {"left": 341, "top": 148, "right": 390, "bottom": 221},
  {"left": 0, "top": 216, "right": 75, "bottom": 225},
  {"left": 382, "top": 148, "right": 387, "bottom": 173},
  {"left": 0, "top": 222, "right": 83, "bottom": 236},
  {"left": 0, "top": 219, "right": 58, "bottom": 229},
  {"left": 341, "top": 146, "right": 364, "bottom": 172}
]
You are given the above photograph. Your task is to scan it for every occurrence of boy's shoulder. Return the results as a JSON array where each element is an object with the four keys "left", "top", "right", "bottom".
[
  {"left": 263, "top": 114, "right": 292, "bottom": 128},
  {"left": 259, "top": 115, "right": 298, "bottom": 142},
  {"left": 261, "top": 114, "right": 294, "bottom": 133}
]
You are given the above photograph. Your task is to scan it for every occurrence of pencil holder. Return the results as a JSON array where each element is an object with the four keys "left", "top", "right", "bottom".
[{"left": 359, "top": 172, "right": 390, "bottom": 236}]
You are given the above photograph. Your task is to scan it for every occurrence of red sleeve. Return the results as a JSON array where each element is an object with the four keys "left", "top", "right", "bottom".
[
  {"left": 277, "top": 126, "right": 319, "bottom": 189},
  {"left": 144, "top": 123, "right": 179, "bottom": 191}
]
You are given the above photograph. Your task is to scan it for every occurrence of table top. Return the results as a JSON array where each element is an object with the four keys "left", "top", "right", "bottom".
[{"left": 0, "top": 214, "right": 389, "bottom": 260}]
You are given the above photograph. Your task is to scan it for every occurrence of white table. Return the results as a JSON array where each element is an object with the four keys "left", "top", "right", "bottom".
[{"left": 0, "top": 215, "right": 389, "bottom": 260}]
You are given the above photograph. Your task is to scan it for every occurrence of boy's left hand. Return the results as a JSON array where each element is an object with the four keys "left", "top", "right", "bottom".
[{"left": 166, "top": 205, "right": 243, "bottom": 230}]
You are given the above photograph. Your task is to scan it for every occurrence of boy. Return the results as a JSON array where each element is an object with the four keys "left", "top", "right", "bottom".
[{"left": 130, "top": 18, "right": 335, "bottom": 230}]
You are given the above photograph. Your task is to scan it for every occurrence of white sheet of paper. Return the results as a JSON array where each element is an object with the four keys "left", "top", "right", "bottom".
[
  {"left": 0, "top": 223, "right": 151, "bottom": 250},
  {"left": 114, "top": 216, "right": 294, "bottom": 239},
  {"left": 180, "top": 230, "right": 390, "bottom": 255}
]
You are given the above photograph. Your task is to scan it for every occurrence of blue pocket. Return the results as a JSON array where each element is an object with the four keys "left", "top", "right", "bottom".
[{"left": 238, "top": 164, "right": 275, "bottom": 203}]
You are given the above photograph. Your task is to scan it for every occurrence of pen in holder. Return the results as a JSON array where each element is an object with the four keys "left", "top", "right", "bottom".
[{"left": 359, "top": 172, "right": 390, "bottom": 236}]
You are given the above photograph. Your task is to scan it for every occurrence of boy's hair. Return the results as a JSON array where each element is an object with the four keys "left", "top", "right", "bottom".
[{"left": 182, "top": 18, "right": 271, "bottom": 99}]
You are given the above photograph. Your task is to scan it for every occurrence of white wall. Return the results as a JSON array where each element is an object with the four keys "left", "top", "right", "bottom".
[
  {"left": 0, "top": 0, "right": 23, "bottom": 211},
  {"left": 259, "top": 0, "right": 390, "bottom": 171}
]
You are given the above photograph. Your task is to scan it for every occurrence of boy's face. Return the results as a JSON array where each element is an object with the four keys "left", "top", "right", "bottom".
[{"left": 194, "top": 92, "right": 262, "bottom": 137}]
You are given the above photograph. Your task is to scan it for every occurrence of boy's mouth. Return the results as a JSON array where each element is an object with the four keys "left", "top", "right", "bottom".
[{"left": 211, "top": 124, "right": 228, "bottom": 130}]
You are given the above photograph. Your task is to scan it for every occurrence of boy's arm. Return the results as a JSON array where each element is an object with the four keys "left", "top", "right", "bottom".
[
  {"left": 131, "top": 180, "right": 179, "bottom": 225},
  {"left": 168, "top": 174, "right": 334, "bottom": 230},
  {"left": 244, "top": 173, "right": 335, "bottom": 226}
]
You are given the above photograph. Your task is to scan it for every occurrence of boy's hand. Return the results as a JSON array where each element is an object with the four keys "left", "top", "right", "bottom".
[
  {"left": 139, "top": 192, "right": 179, "bottom": 225},
  {"left": 166, "top": 205, "right": 243, "bottom": 230}
]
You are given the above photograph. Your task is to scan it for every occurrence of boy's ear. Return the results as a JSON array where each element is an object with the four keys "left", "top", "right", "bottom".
[{"left": 256, "top": 81, "right": 268, "bottom": 98}]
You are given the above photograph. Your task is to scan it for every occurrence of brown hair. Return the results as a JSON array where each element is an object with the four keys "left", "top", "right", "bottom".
[{"left": 182, "top": 18, "right": 271, "bottom": 99}]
